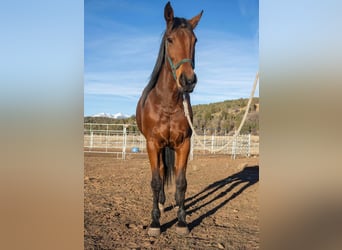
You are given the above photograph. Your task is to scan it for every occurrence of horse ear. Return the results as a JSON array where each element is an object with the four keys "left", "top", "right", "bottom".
[
  {"left": 189, "top": 10, "right": 203, "bottom": 29},
  {"left": 164, "top": 1, "right": 174, "bottom": 28}
]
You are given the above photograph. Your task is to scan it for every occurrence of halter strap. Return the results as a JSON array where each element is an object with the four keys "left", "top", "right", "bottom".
[
  {"left": 167, "top": 57, "right": 193, "bottom": 81},
  {"left": 165, "top": 40, "right": 194, "bottom": 81}
]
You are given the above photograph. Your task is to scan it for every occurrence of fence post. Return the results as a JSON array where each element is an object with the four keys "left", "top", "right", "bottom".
[
  {"left": 90, "top": 124, "right": 93, "bottom": 151},
  {"left": 232, "top": 135, "right": 236, "bottom": 159},
  {"left": 106, "top": 124, "right": 109, "bottom": 152},
  {"left": 90, "top": 131, "right": 93, "bottom": 150},
  {"left": 225, "top": 131, "right": 228, "bottom": 154},
  {"left": 248, "top": 134, "right": 251, "bottom": 157},
  {"left": 203, "top": 130, "right": 206, "bottom": 153},
  {"left": 211, "top": 134, "right": 214, "bottom": 154},
  {"left": 122, "top": 125, "right": 127, "bottom": 160}
]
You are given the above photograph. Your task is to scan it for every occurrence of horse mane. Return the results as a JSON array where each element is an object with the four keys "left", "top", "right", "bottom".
[
  {"left": 140, "top": 18, "right": 192, "bottom": 106},
  {"left": 140, "top": 33, "right": 166, "bottom": 106}
]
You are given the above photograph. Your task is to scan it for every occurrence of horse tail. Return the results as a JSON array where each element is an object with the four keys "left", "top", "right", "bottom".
[{"left": 162, "top": 146, "right": 175, "bottom": 186}]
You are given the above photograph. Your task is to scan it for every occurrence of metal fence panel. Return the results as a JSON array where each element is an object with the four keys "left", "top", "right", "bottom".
[{"left": 84, "top": 123, "right": 259, "bottom": 159}]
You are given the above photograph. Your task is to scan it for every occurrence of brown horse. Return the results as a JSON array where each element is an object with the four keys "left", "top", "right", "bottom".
[{"left": 136, "top": 2, "right": 203, "bottom": 236}]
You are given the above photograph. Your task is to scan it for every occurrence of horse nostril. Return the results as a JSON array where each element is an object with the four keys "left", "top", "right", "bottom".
[
  {"left": 187, "top": 74, "right": 197, "bottom": 85},
  {"left": 180, "top": 73, "right": 197, "bottom": 88}
]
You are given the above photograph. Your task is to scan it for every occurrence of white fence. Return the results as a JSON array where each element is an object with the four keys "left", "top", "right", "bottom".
[{"left": 84, "top": 123, "right": 259, "bottom": 159}]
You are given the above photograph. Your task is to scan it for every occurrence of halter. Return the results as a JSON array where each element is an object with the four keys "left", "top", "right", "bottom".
[{"left": 165, "top": 40, "right": 194, "bottom": 81}]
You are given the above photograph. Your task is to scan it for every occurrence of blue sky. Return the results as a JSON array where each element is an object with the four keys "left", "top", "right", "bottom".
[{"left": 85, "top": 0, "right": 259, "bottom": 116}]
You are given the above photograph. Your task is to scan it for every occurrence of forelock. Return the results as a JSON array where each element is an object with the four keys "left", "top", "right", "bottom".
[{"left": 171, "top": 17, "right": 192, "bottom": 30}]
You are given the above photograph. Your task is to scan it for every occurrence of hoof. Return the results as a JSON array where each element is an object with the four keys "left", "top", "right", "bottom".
[
  {"left": 176, "top": 225, "right": 189, "bottom": 235},
  {"left": 148, "top": 227, "right": 161, "bottom": 237},
  {"left": 158, "top": 203, "right": 164, "bottom": 213}
]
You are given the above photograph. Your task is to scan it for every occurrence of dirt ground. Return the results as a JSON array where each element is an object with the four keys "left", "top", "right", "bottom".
[{"left": 84, "top": 153, "right": 259, "bottom": 250}]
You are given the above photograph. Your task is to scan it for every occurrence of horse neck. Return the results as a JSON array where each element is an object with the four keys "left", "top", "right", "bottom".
[{"left": 155, "top": 65, "right": 183, "bottom": 107}]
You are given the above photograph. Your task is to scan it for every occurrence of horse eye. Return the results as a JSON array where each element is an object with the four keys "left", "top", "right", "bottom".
[{"left": 167, "top": 37, "right": 173, "bottom": 43}]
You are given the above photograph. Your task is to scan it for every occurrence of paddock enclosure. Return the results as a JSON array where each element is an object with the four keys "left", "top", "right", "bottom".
[
  {"left": 84, "top": 123, "right": 259, "bottom": 160},
  {"left": 84, "top": 153, "right": 259, "bottom": 249}
]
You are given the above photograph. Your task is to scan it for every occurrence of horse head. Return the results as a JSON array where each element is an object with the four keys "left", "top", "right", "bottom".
[{"left": 164, "top": 2, "right": 203, "bottom": 93}]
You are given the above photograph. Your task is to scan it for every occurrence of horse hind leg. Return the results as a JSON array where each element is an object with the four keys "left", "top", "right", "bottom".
[{"left": 158, "top": 174, "right": 165, "bottom": 213}]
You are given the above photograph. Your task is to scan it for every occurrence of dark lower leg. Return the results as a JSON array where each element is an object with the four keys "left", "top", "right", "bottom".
[
  {"left": 150, "top": 171, "right": 161, "bottom": 228},
  {"left": 158, "top": 179, "right": 165, "bottom": 205},
  {"left": 175, "top": 171, "right": 187, "bottom": 227}
]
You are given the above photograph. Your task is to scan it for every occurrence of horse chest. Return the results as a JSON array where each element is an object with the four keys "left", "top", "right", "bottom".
[{"left": 151, "top": 114, "right": 189, "bottom": 147}]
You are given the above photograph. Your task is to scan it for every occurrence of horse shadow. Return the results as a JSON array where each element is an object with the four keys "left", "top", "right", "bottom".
[{"left": 161, "top": 165, "right": 259, "bottom": 232}]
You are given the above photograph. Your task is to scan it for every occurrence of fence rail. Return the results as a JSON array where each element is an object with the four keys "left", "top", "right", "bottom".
[{"left": 84, "top": 123, "right": 259, "bottom": 159}]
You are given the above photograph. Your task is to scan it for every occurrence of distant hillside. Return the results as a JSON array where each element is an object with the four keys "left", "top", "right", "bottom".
[
  {"left": 92, "top": 112, "right": 130, "bottom": 119},
  {"left": 84, "top": 97, "right": 259, "bottom": 135},
  {"left": 84, "top": 115, "right": 136, "bottom": 125},
  {"left": 192, "top": 97, "right": 259, "bottom": 135}
]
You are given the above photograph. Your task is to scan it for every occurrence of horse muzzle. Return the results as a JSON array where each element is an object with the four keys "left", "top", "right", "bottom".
[{"left": 179, "top": 73, "right": 197, "bottom": 93}]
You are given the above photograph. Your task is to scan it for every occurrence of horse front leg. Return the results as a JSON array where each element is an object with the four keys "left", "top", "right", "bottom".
[
  {"left": 158, "top": 160, "right": 166, "bottom": 213},
  {"left": 174, "top": 138, "right": 190, "bottom": 235},
  {"left": 146, "top": 141, "right": 162, "bottom": 236}
]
